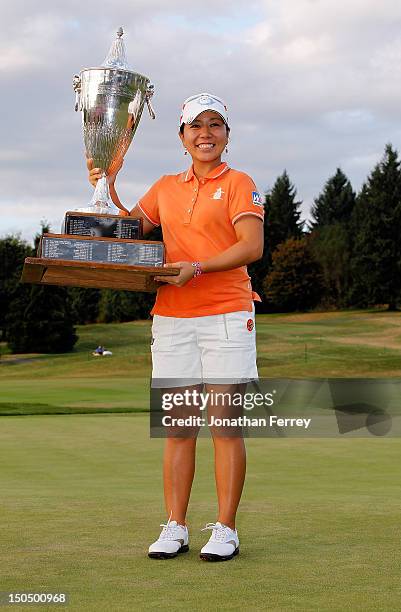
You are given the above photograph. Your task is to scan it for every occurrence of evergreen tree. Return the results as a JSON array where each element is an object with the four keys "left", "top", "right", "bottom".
[
  {"left": 266, "top": 170, "right": 304, "bottom": 253},
  {"left": 69, "top": 287, "right": 101, "bottom": 324},
  {"left": 263, "top": 237, "right": 323, "bottom": 312},
  {"left": 0, "top": 236, "right": 33, "bottom": 338},
  {"left": 310, "top": 168, "right": 355, "bottom": 228},
  {"left": 6, "top": 284, "right": 78, "bottom": 353},
  {"left": 309, "top": 169, "right": 356, "bottom": 307},
  {"left": 309, "top": 225, "right": 350, "bottom": 307},
  {"left": 248, "top": 170, "right": 304, "bottom": 311},
  {"left": 350, "top": 144, "right": 401, "bottom": 310},
  {"left": 97, "top": 289, "right": 153, "bottom": 323},
  {"left": 5, "top": 225, "right": 78, "bottom": 353}
]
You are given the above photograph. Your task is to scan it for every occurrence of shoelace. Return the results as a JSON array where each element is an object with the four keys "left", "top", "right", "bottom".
[
  {"left": 159, "top": 511, "right": 181, "bottom": 541},
  {"left": 201, "top": 522, "right": 230, "bottom": 542}
]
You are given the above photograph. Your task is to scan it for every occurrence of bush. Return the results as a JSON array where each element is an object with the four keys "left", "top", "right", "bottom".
[{"left": 263, "top": 238, "right": 323, "bottom": 312}]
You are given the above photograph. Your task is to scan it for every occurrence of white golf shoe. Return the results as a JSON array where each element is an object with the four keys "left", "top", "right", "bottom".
[
  {"left": 148, "top": 516, "right": 189, "bottom": 559},
  {"left": 200, "top": 522, "right": 239, "bottom": 561}
]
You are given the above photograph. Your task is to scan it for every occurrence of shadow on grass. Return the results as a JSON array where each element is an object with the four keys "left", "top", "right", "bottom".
[{"left": 0, "top": 403, "right": 149, "bottom": 416}]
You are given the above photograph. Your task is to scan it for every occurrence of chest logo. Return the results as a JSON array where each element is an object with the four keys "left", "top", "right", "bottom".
[{"left": 211, "top": 187, "right": 224, "bottom": 200}]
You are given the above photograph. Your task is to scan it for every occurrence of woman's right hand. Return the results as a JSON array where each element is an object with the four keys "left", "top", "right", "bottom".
[
  {"left": 86, "top": 157, "right": 124, "bottom": 187},
  {"left": 86, "top": 158, "right": 103, "bottom": 187}
]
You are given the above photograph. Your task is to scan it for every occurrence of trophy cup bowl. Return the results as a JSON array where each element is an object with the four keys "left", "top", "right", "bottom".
[{"left": 73, "top": 27, "right": 155, "bottom": 213}]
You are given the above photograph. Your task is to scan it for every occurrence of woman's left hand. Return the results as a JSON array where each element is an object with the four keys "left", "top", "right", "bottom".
[{"left": 154, "top": 262, "right": 195, "bottom": 287}]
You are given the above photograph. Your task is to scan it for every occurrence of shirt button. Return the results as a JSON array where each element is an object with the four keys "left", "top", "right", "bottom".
[{"left": 188, "top": 209, "right": 191, "bottom": 213}]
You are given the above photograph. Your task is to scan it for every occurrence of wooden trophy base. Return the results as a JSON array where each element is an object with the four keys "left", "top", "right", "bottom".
[
  {"left": 21, "top": 231, "right": 179, "bottom": 292},
  {"left": 22, "top": 258, "right": 177, "bottom": 293}
]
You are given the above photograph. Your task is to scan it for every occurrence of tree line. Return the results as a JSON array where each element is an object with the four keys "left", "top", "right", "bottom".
[
  {"left": 1, "top": 143, "right": 401, "bottom": 353},
  {"left": 250, "top": 143, "right": 401, "bottom": 312}
]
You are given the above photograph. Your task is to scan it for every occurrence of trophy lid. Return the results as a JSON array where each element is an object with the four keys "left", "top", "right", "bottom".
[{"left": 101, "top": 27, "right": 131, "bottom": 70}]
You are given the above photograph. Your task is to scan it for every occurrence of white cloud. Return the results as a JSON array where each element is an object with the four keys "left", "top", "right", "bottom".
[
  {"left": 0, "top": 13, "right": 69, "bottom": 73},
  {"left": 1, "top": 0, "right": 401, "bottom": 238}
]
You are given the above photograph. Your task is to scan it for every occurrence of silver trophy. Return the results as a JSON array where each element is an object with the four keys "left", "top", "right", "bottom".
[
  {"left": 72, "top": 27, "right": 155, "bottom": 214},
  {"left": 20, "top": 28, "right": 178, "bottom": 293}
]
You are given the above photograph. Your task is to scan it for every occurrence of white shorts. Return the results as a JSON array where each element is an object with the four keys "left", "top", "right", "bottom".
[{"left": 151, "top": 310, "right": 258, "bottom": 388}]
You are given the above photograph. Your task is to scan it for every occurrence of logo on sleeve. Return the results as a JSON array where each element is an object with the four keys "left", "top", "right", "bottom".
[{"left": 252, "top": 191, "right": 263, "bottom": 207}]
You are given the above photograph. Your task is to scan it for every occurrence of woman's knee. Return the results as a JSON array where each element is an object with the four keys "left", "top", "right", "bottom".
[{"left": 165, "top": 435, "right": 198, "bottom": 447}]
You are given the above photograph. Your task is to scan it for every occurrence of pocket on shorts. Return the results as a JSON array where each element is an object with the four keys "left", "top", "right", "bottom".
[
  {"left": 219, "top": 311, "right": 255, "bottom": 347},
  {"left": 151, "top": 315, "right": 175, "bottom": 352}
]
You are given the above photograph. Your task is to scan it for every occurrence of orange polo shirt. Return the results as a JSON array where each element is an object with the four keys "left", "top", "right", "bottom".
[{"left": 137, "top": 162, "right": 264, "bottom": 317}]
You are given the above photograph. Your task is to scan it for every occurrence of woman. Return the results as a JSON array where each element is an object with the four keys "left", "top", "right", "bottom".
[{"left": 88, "top": 93, "right": 264, "bottom": 561}]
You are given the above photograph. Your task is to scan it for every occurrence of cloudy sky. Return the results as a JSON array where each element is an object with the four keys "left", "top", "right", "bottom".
[{"left": 2, "top": 0, "right": 401, "bottom": 242}]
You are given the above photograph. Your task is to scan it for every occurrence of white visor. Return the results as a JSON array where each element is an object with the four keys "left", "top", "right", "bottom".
[{"left": 179, "top": 93, "right": 229, "bottom": 128}]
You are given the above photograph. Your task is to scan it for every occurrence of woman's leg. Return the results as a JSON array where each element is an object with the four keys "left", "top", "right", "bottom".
[
  {"left": 206, "top": 383, "right": 247, "bottom": 530},
  {"left": 163, "top": 437, "right": 197, "bottom": 525},
  {"left": 162, "top": 384, "right": 203, "bottom": 525},
  {"left": 212, "top": 436, "right": 246, "bottom": 530}
]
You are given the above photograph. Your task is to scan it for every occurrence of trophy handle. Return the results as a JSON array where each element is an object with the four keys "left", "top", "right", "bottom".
[
  {"left": 145, "top": 83, "right": 156, "bottom": 119},
  {"left": 73, "top": 74, "right": 82, "bottom": 112}
]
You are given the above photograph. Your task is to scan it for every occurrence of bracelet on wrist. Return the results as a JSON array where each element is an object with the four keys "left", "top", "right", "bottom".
[{"left": 191, "top": 261, "right": 203, "bottom": 278}]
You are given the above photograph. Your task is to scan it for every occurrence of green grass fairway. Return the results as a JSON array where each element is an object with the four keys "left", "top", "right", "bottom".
[
  {"left": 1, "top": 310, "right": 401, "bottom": 414},
  {"left": 0, "top": 320, "right": 152, "bottom": 413},
  {"left": 1, "top": 310, "right": 401, "bottom": 609},
  {"left": 1, "top": 415, "right": 400, "bottom": 611}
]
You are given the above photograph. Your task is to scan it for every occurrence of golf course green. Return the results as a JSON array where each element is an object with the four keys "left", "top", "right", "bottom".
[{"left": 1, "top": 310, "right": 401, "bottom": 610}]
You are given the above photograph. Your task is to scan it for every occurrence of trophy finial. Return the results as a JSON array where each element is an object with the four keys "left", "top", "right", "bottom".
[{"left": 102, "top": 27, "right": 130, "bottom": 70}]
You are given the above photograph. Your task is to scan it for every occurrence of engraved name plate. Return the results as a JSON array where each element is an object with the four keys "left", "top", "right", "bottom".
[
  {"left": 63, "top": 212, "right": 142, "bottom": 239},
  {"left": 39, "top": 234, "right": 164, "bottom": 267}
]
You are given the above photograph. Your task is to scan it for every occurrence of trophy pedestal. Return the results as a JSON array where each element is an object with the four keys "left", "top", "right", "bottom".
[
  {"left": 21, "top": 225, "right": 179, "bottom": 293},
  {"left": 22, "top": 257, "right": 176, "bottom": 292}
]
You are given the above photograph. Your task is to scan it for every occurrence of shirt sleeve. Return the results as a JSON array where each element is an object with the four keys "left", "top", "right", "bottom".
[
  {"left": 137, "top": 176, "right": 165, "bottom": 226},
  {"left": 228, "top": 173, "right": 265, "bottom": 225}
]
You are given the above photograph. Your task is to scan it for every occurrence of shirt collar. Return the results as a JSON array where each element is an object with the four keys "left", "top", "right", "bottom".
[{"left": 183, "top": 162, "right": 229, "bottom": 183}]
